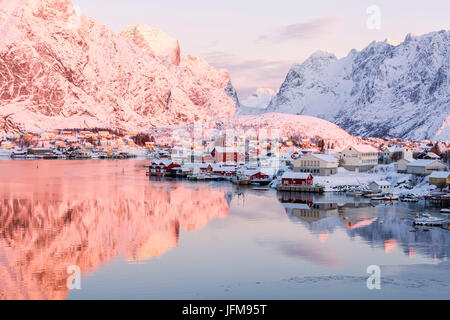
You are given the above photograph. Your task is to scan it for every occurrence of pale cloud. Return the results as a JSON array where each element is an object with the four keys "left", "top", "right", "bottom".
[{"left": 259, "top": 14, "right": 345, "bottom": 43}]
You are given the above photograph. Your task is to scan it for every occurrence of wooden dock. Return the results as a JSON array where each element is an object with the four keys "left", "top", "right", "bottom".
[{"left": 277, "top": 185, "right": 325, "bottom": 193}]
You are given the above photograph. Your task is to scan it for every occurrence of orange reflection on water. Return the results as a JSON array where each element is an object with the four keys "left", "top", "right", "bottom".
[
  {"left": 0, "top": 161, "right": 229, "bottom": 300},
  {"left": 384, "top": 239, "right": 398, "bottom": 254},
  {"left": 409, "top": 247, "right": 416, "bottom": 259},
  {"left": 318, "top": 233, "right": 329, "bottom": 243}
]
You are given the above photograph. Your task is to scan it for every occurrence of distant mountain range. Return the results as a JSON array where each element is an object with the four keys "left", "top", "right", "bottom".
[
  {"left": 0, "top": 0, "right": 448, "bottom": 142},
  {"left": 266, "top": 30, "right": 450, "bottom": 141}
]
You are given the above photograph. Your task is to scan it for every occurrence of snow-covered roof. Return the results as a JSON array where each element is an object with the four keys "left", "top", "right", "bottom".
[
  {"left": 370, "top": 181, "right": 391, "bottom": 187},
  {"left": 425, "top": 152, "right": 440, "bottom": 159},
  {"left": 385, "top": 146, "right": 410, "bottom": 153},
  {"left": 151, "top": 159, "right": 173, "bottom": 166},
  {"left": 282, "top": 172, "right": 312, "bottom": 179},
  {"left": 209, "top": 163, "right": 223, "bottom": 171},
  {"left": 349, "top": 145, "right": 379, "bottom": 153},
  {"left": 429, "top": 171, "right": 450, "bottom": 178},
  {"left": 407, "top": 159, "right": 439, "bottom": 167},
  {"left": 310, "top": 153, "right": 339, "bottom": 163},
  {"left": 243, "top": 169, "right": 259, "bottom": 176}
]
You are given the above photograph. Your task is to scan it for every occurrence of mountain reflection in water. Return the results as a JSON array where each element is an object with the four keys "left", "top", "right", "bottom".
[
  {"left": 0, "top": 161, "right": 229, "bottom": 300},
  {"left": 0, "top": 161, "right": 449, "bottom": 300}
]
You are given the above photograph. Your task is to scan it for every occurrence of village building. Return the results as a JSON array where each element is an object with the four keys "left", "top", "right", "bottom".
[
  {"left": 382, "top": 147, "right": 413, "bottom": 164},
  {"left": 396, "top": 158, "right": 415, "bottom": 173},
  {"left": 1, "top": 141, "right": 14, "bottom": 149},
  {"left": 293, "top": 153, "right": 339, "bottom": 176},
  {"left": 406, "top": 160, "right": 449, "bottom": 176},
  {"left": 368, "top": 181, "right": 391, "bottom": 193},
  {"left": 340, "top": 145, "right": 379, "bottom": 172},
  {"left": 146, "top": 160, "right": 181, "bottom": 176},
  {"left": 243, "top": 169, "right": 272, "bottom": 184},
  {"left": 211, "top": 147, "right": 243, "bottom": 164},
  {"left": 429, "top": 171, "right": 450, "bottom": 189},
  {"left": 281, "top": 172, "right": 314, "bottom": 187}
]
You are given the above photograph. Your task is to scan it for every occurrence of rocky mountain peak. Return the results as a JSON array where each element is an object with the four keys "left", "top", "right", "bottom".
[
  {"left": 121, "top": 24, "right": 181, "bottom": 66},
  {"left": 267, "top": 30, "right": 450, "bottom": 141}
]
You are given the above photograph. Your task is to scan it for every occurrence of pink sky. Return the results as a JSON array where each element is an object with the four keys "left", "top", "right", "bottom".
[{"left": 73, "top": 0, "right": 449, "bottom": 99}]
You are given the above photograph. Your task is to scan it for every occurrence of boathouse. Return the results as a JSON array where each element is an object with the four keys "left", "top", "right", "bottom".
[
  {"left": 146, "top": 160, "right": 180, "bottom": 176},
  {"left": 281, "top": 172, "right": 314, "bottom": 186}
]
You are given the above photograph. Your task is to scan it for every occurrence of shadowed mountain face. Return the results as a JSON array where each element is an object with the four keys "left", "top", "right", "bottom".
[
  {"left": 0, "top": 160, "right": 229, "bottom": 300},
  {"left": 0, "top": 0, "right": 237, "bottom": 134}
]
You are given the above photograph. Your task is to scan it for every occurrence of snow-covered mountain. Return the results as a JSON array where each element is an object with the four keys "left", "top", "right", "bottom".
[
  {"left": 267, "top": 31, "right": 450, "bottom": 141},
  {"left": 0, "top": 0, "right": 238, "bottom": 134},
  {"left": 237, "top": 88, "right": 276, "bottom": 115},
  {"left": 242, "top": 88, "right": 276, "bottom": 109}
]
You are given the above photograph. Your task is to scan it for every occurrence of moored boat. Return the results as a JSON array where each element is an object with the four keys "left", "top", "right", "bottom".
[
  {"left": 383, "top": 193, "right": 399, "bottom": 201},
  {"left": 414, "top": 213, "right": 447, "bottom": 226},
  {"left": 232, "top": 174, "right": 250, "bottom": 185}
]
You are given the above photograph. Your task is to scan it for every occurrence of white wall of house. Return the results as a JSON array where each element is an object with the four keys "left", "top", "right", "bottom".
[
  {"left": 341, "top": 146, "right": 378, "bottom": 172},
  {"left": 293, "top": 154, "right": 338, "bottom": 176},
  {"left": 407, "top": 160, "right": 449, "bottom": 176},
  {"left": 397, "top": 158, "right": 413, "bottom": 172}
]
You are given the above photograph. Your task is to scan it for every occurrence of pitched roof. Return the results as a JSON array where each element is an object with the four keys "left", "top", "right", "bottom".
[
  {"left": 370, "top": 180, "right": 391, "bottom": 187},
  {"left": 407, "top": 159, "right": 438, "bottom": 167},
  {"left": 310, "top": 153, "right": 339, "bottom": 163},
  {"left": 429, "top": 171, "right": 450, "bottom": 178},
  {"left": 282, "top": 172, "right": 313, "bottom": 179},
  {"left": 349, "top": 145, "right": 379, "bottom": 153}
]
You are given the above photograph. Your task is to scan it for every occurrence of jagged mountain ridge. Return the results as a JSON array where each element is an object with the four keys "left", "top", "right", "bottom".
[
  {"left": 267, "top": 31, "right": 450, "bottom": 141},
  {"left": 0, "top": 0, "right": 238, "bottom": 134}
]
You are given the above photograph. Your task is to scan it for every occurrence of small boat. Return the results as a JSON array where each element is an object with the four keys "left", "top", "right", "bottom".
[
  {"left": 232, "top": 175, "right": 250, "bottom": 185},
  {"left": 401, "top": 197, "right": 419, "bottom": 203},
  {"left": 414, "top": 213, "right": 447, "bottom": 226},
  {"left": 440, "top": 208, "right": 450, "bottom": 215},
  {"left": 383, "top": 194, "right": 399, "bottom": 201},
  {"left": 364, "top": 193, "right": 384, "bottom": 198}
]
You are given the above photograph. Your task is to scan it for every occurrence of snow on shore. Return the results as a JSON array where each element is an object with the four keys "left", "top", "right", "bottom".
[{"left": 315, "top": 165, "right": 437, "bottom": 196}]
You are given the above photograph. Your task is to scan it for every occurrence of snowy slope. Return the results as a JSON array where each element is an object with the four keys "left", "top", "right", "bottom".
[
  {"left": 268, "top": 31, "right": 450, "bottom": 141},
  {"left": 0, "top": 0, "right": 238, "bottom": 134}
]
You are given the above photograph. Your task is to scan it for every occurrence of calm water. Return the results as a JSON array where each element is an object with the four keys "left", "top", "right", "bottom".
[{"left": 0, "top": 160, "right": 449, "bottom": 300}]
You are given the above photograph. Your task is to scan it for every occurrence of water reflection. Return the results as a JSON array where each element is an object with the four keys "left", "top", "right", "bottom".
[
  {"left": 1, "top": 160, "right": 449, "bottom": 300},
  {"left": 278, "top": 192, "right": 450, "bottom": 262},
  {"left": 0, "top": 161, "right": 229, "bottom": 300}
]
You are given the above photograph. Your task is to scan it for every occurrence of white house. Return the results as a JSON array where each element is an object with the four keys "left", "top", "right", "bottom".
[
  {"left": 293, "top": 153, "right": 339, "bottom": 176},
  {"left": 407, "top": 160, "right": 449, "bottom": 176},
  {"left": 396, "top": 158, "right": 414, "bottom": 173},
  {"left": 340, "top": 145, "right": 379, "bottom": 172},
  {"left": 368, "top": 181, "right": 391, "bottom": 193},
  {"left": 382, "top": 147, "right": 413, "bottom": 164}
]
